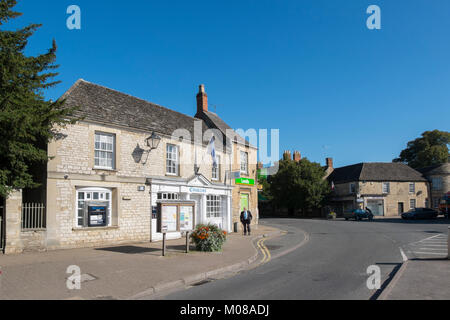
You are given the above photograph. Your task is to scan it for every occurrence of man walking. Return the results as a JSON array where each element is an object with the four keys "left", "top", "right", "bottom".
[{"left": 240, "top": 207, "right": 253, "bottom": 236}]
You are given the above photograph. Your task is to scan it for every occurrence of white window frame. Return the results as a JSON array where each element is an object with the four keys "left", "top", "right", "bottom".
[
  {"left": 240, "top": 151, "right": 248, "bottom": 175},
  {"left": 76, "top": 187, "right": 113, "bottom": 228},
  {"left": 166, "top": 144, "right": 179, "bottom": 176},
  {"left": 206, "top": 195, "right": 221, "bottom": 218},
  {"left": 409, "top": 183, "right": 415, "bottom": 194},
  {"left": 212, "top": 155, "right": 220, "bottom": 181},
  {"left": 382, "top": 182, "right": 390, "bottom": 194},
  {"left": 410, "top": 199, "right": 416, "bottom": 210},
  {"left": 94, "top": 132, "right": 115, "bottom": 170},
  {"left": 157, "top": 192, "right": 180, "bottom": 201}
]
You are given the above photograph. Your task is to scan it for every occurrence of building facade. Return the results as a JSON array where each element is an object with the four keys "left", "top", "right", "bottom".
[
  {"left": 327, "top": 162, "right": 429, "bottom": 217},
  {"left": 3, "top": 80, "right": 258, "bottom": 254},
  {"left": 418, "top": 163, "right": 450, "bottom": 210}
]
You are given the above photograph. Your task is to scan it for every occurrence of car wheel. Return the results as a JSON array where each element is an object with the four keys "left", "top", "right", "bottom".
[{"left": 345, "top": 218, "right": 349, "bottom": 221}]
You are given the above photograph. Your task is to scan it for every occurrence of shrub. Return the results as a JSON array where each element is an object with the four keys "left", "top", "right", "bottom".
[{"left": 190, "top": 224, "right": 228, "bottom": 252}]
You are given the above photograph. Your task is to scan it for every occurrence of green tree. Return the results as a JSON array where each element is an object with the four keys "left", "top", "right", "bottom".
[
  {"left": 268, "top": 158, "right": 330, "bottom": 216},
  {"left": 0, "top": 0, "right": 76, "bottom": 198},
  {"left": 393, "top": 130, "right": 450, "bottom": 169}
]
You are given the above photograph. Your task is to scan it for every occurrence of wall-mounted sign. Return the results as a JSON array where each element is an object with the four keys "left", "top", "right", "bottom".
[
  {"left": 235, "top": 178, "right": 255, "bottom": 186},
  {"left": 157, "top": 202, "right": 196, "bottom": 234},
  {"left": 138, "top": 186, "right": 145, "bottom": 192},
  {"left": 189, "top": 187, "right": 207, "bottom": 194}
]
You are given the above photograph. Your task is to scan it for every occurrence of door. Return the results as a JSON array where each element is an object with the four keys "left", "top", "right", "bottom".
[
  {"left": 367, "top": 199, "right": 384, "bottom": 216},
  {"left": 240, "top": 194, "right": 249, "bottom": 213},
  {"left": 398, "top": 202, "right": 404, "bottom": 215}
]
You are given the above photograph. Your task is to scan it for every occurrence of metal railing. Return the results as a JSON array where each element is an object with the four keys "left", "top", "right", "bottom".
[{"left": 22, "top": 203, "right": 46, "bottom": 231}]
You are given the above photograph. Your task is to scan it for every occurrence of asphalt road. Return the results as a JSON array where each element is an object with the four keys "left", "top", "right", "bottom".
[{"left": 160, "top": 217, "right": 450, "bottom": 300}]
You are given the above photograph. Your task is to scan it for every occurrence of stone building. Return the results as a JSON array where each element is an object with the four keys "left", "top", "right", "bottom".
[
  {"left": 417, "top": 162, "right": 450, "bottom": 210},
  {"left": 2, "top": 80, "right": 258, "bottom": 254},
  {"left": 327, "top": 162, "right": 429, "bottom": 217}
]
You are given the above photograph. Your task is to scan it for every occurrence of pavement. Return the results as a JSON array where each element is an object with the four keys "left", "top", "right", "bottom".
[
  {"left": 379, "top": 258, "right": 450, "bottom": 300},
  {"left": 379, "top": 226, "right": 450, "bottom": 300},
  {"left": 0, "top": 224, "right": 284, "bottom": 300}
]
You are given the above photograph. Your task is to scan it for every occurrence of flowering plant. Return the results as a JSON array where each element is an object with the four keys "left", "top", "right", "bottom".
[{"left": 190, "top": 224, "right": 227, "bottom": 252}]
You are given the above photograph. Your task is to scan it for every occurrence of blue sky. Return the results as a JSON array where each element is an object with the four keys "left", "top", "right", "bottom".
[{"left": 8, "top": 0, "right": 450, "bottom": 168}]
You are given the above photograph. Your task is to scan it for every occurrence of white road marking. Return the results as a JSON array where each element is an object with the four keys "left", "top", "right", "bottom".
[
  {"left": 413, "top": 252, "right": 447, "bottom": 255},
  {"left": 399, "top": 248, "right": 408, "bottom": 262}
]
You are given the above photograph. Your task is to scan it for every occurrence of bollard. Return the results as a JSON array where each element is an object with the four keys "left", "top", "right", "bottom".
[
  {"left": 162, "top": 233, "right": 166, "bottom": 257},
  {"left": 186, "top": 231, "right": 190, "bottom": 253}
]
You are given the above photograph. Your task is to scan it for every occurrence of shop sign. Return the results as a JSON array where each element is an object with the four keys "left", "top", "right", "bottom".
[
  {"left": 189, "top": 187, "right": 207, "bottom": 194},
  {"left": 235, "top": 178, "right": 255, "bottom": 186}
]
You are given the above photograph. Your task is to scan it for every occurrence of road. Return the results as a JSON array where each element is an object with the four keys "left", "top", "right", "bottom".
[{"left": 159, "top": 217, "right": 449, "bottom": 300}]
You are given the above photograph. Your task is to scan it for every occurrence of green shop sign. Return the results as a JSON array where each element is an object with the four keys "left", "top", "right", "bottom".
[{"left": 235, "top": 178, "right": 255, "bottom": 186}]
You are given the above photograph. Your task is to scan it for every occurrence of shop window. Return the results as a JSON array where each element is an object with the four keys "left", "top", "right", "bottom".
[
  {"left": 94, "top": 132, "right": 115, "bottom": 170},
  {"left": 166, "top": 144, "right": 179, "bottom": 176},
  {"left": 76, "top": 187, "right": 113, "bottom": 228},
  {"left": 212, "top": 155, "right": 220, "bottom": 181},
  {"left": 206, "top": 195, "right": 221, "bottom": 218},
  {"left": 240, "top": 151, "right": 248, "bottom": 175},
  {"left": 409, "top": 183, "right": 415, "bottom": 194},
  {"left": 382, "top": 182, "right": 390, "bottom": 194}
]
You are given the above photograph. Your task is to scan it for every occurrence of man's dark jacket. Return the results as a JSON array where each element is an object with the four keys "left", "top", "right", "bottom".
[{"left": 240, "top": 211, "right": 253, "bottom": 223}]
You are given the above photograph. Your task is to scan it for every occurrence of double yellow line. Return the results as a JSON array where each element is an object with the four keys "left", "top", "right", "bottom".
[{"left": 257, "top": 238, "right": 271, "bottom": 265}]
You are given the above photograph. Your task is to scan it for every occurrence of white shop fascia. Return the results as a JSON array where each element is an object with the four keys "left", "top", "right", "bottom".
[{"left": 148, "top": 174, "right": 233, "bottom": 241}]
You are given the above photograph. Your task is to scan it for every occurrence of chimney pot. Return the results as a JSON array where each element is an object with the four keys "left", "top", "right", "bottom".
[{"left": 294, "top": 151, "right": 302, "bottom": 162}]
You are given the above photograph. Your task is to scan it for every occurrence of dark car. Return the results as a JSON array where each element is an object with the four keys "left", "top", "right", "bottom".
[
  {"left": 401, "top": 208, "right": 439, "bottom": 220},
  {"left": 344, "top": 209, "right": 374, "bottom": 221}
]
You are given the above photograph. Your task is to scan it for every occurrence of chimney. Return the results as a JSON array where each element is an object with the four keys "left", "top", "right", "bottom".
[
  {"left": 257, "top": 162, "right": 263, "bottom": 170},
  {"left": 283, "top": 150, "right": 292, "bottom": 161},
  {"left": 326, "top": 158, "right": 334, "bottom": 169},
  {"left": 293, "top": 151, "right": 302, "bottom": 162},
  {"left": 196, "top": 84, "right": 208, "bottom": 115}
]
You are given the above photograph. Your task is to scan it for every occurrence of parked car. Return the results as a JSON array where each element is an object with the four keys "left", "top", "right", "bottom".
[
  {"left": 401, "top": 208, "right": 439, "bottom": 220},
  {"left": 344, "top": 209, "right": 374, "bottom": 221}
]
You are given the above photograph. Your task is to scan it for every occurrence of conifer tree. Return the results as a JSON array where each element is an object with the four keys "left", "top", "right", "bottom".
[{"left": 0, "top": 0, "right": 76, "bottom": 198}]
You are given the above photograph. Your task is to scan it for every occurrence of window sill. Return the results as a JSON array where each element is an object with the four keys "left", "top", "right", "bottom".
[
  {"left": 93, "top": 167, "right": 117, "bottom": 172},
  {"left": 72, "top": 226, "right": 119, "bottom": 232}
]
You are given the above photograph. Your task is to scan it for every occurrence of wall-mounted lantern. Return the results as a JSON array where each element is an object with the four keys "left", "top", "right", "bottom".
[
  {"left": 146, "top": 132, "right": 162, "bottom": 150},
  {"left": 142, "top": 132, "right": 162, "bottom": 165}
]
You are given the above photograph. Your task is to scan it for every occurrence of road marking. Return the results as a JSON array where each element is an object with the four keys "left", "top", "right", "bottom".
[
  {"left": 257, "top": 238, "right": 271, "bottom": 265},
  {"left": 399, "top": 248, "right": 408, "bottom": 262},
  {"left": 413, "top": 252, "right": 447, "bottom": 255}
]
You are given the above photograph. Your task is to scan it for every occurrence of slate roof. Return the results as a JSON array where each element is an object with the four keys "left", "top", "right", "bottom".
[
  {"left": 417, "top": 163, "right": 450, "bottom": 176},
  {"left": 195, "top": 110, "right": 255, "bottom": 148},
  {"left": 327, "top": 163, "right": 427, "bottom": 183},
  {"left": 60, "top": 79, "right": 247, "bottom": 149}
]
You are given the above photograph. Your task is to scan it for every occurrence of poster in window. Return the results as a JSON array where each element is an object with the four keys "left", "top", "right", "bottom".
[
  {"left": 180, "top": 206, "right": 194, "bottom": 231},
  {"left": 161, "top": 205, "right": 178, "bottom": 232}
]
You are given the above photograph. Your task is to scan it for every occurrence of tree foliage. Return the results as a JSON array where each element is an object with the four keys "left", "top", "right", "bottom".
[
  {"left": 0, "top": 0, "right": 76, "bottom": 198},
  {"left": 393, "top": 130, "right": 450, "bottom": 169},
  {"left": 267, "top": 158, "right": 330, "bottom": 215}
]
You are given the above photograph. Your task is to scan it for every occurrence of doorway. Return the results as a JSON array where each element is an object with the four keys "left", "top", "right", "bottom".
[
  {"left": 398, "top": 202, "right": 404, "bottom": 215},
  {"left": 240, "top": 194, "right": 249, "bottom": 212}
]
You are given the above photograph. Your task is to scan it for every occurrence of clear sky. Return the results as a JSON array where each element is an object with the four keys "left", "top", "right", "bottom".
[{"left": 8, "top": 0, "right": 450, "bottom": 168}]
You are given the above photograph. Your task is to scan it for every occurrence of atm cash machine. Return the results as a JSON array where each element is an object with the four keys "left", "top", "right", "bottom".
[{"left": 82, "top": 201, "right": 109, "bottom": 227}]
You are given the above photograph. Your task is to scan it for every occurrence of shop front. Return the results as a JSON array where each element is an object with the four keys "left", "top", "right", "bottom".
[{"left": 149, "top": 175, "right": 233, "bottom": 242}]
